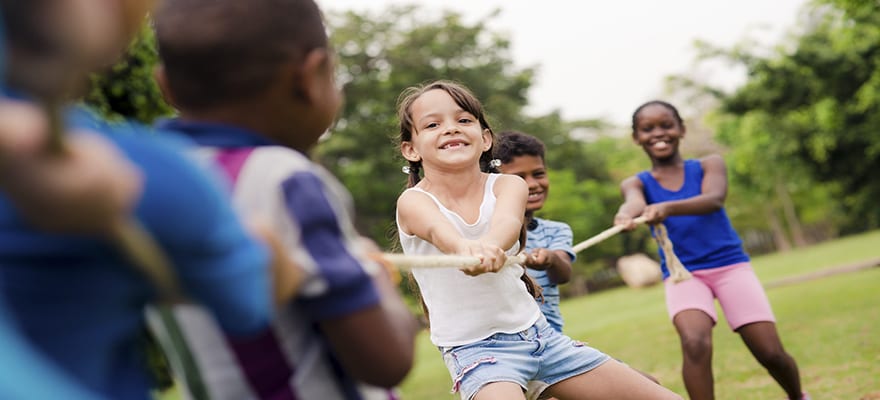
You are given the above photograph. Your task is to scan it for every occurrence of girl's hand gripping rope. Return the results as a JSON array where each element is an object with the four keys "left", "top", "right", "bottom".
[{"left": 574, "top": 215, "right": 691, "bottom": 283}]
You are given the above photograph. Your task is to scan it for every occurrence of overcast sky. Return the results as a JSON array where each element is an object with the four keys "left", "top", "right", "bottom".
[{"left": 317, "top": 0, "right": 808, "bottom": 125}]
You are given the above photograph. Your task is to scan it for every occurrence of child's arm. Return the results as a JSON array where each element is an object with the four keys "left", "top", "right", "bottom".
[
  {"left": 615, "top": 175, "right": 648, "bottom": 230},
  {"left": 0, "top": 100, "right": 142, "bottom": 234},
  {"left": 319, "top": 251, "right": 417, "bottom": 388},
  {"left": 284, "top": 176, "right": 415, "bottom": 388},
  {"left": 397, "top": 174, "right": 527, "bottom": 274},
  {"left": 485, "top": 174, "right": 528, "bottom": 250},
  {"left": 640, "top": 155, "right": 728, "bottom": 223}
]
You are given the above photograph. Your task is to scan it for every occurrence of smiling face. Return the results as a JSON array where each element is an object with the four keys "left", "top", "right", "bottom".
[
  {"left": 632, "top": 103, "right": 685, "bottom": 162},
  {"left": 400, "top": 89, "right": 492, "bottom": 171},
  {"left": 499, "top": 154, "right": 549, "bottom": 213}
]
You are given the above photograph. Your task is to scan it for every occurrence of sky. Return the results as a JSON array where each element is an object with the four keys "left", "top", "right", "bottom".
[{"left": 316, "top": 0, "right": 808, "bottom": 125}]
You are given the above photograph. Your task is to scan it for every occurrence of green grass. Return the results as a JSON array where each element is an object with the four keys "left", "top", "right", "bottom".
[{"left": 397, "top": 230, "right": 880, "bottom": 399}]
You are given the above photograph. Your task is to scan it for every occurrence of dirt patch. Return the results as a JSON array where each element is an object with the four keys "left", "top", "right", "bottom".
[
  {"left": 861, "top": 392, "right": 880, "bottom": 400},
  {"left": 765, "top": 257, "right": 880, "bottom": 289}
]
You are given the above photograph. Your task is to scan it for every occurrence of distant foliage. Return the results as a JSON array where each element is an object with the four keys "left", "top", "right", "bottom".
[{"left": 83, "top": 23, "right": 174, "bottom": 123}]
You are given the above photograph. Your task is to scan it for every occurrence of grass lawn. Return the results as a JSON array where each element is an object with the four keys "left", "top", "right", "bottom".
[{"left": 396, "top": 230, "right": 880, "bottom": 399}]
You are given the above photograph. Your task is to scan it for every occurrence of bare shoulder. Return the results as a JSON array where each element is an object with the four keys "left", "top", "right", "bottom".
[
  {"left": 396, "top": 188, "right": 438, "bottom": 234},
  {"left": 620, "top": 175, "right": 643, "bottom": 190},
  {"left": 494, "top": 173, "right": 527, "bottom": 194},
  {"left": 699, "top": 154, "right": 726, "bottom": 172},
  {"left": 396, "top": 188, "right": 432, "bottom": 212}
]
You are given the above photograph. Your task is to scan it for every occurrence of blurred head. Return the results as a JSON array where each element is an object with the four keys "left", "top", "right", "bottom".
[
  {"left": 631, "top": 100, "right": 685, "bottom": 162},
  {"left": 496, "top": 131, "right": 549, "bottom": 213},
  {"left": 396, "top": 80, "right": 496, "bottom": 187},
  {"left": 0, "top": 0, "right": 155, "bottom": 98},
  {"left": 154, "top": 0, "right": 340, "bottom": 151}
]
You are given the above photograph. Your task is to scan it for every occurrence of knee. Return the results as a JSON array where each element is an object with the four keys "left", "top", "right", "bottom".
[
  {"left": 679, "top": 334, "right": 712, "bottom": 360},
  {"left": 754, "top": 347, "right": 792, "bottom": 368}
]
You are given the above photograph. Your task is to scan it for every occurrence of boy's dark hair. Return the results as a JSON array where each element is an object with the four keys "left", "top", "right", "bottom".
[
  {"left": 631, "top": 100, "right": 684, "bottom": 135},
  {"left": 0, "top": 0, "right": 78, "bottom": 99},
  {"left": 396, "top": 80, "right": 498, "bottom": 188},
  {"left": 496, "top": 131, "right": 545, "bottom": 164},
  {"left": 154, "top": 0, "right": 327, "bottom": 110}
]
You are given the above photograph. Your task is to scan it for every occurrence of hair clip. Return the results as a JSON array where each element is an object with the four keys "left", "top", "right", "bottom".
[
  {"left": 489, "top": 159, "right": 502, "bottom": 168},
  {"left": 401, "top": 165, "right": 411, "bottom": 174}
]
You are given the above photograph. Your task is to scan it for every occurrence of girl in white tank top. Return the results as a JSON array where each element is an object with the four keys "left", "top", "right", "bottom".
[{"left": 394, "top": 81, "right": 682, "bottom": 400}]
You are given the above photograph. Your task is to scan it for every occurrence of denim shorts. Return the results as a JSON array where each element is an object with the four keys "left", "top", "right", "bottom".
[{"left": 439, "top": 317, "right": 611, "bottom": 400}]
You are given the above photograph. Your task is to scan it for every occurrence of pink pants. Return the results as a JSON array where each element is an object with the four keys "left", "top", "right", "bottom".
[{"left": 665, "top": 262, "right": 775, "bottom": 331}]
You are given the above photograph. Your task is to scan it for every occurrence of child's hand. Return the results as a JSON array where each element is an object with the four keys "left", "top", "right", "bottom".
[
  {"left": 0, "top": 101, "right": 143, "bottom": 234},
  {"left": 614, "top": 212, "right": 639, "bottom": 231},
  {"left": 641, "top": 204, "right": 669, "bottom": 225},
  {"left": 458, "top": 240, "right": 507, "bottom": 276},
  {"left": 246, "top": 219, "right": 304, "bottom": 305},
  {"left": 524, "top": 248, "right": 553, "bottom": 270}
]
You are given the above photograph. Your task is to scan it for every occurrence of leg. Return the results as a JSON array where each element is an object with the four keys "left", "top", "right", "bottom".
[
  {"left": 673, "top": 310, "right": 715, "bottom": 400},
  {"left": 737, "top": 321, "right": 803, "bottom": 400},
  {"left": 474, "top": 381, "right": 526, "bottom": 400},
  {"left": 545, "top": 359, "right": 682, "bottom": 400},
  {"left": 632, "top": 367, "right": 661, "bottom": 385},
  {"left": 712, "top": 264, "right": 804, "bottom": 399}
]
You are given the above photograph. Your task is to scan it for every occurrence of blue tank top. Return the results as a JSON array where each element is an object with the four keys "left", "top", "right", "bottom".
[{"left": 638, "top": 159, "right": 749, "bottom": 278}]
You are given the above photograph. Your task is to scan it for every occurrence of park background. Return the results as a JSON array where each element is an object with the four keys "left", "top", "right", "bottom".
[{"left": 82, "top": 0, "right": 879, "bottom": 398}]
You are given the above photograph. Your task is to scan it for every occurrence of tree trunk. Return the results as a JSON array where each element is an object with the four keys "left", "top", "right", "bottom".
[
  {"left": 766, "top": 206, "right": 792, "bottom": 252},
  {"left": 775, "top": 180, "right": 808, "bottom": 247}
]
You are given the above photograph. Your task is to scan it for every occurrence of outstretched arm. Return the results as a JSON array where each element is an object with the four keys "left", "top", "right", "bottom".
[
  {"left": 397, "top": 178, "right": 525, "bottom": 275},
  {"left": 485, "top": 174, "right": 528, "bottom": 250},
  {"left": 0, "top": 100, "right": 142, "bottom": 234},
  {"left": 320, "top": 260, "right": 417, "bottom": 388},
  {"left": 615, "top": 175, "right": 647, "bottom": 230}
]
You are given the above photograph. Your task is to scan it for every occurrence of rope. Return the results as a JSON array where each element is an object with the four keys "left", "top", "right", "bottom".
[
  {"left": 572, "top": 216, "right": 647, "bottom": 253},
  {"left": 379, "top": 253, "right": 527, "bottom": 271},
  {"left": 651, "top": 223, "right": 691, "bottom": 283},
  {"left": 380, "top": 215, "right": 692, "bottom": 283}
]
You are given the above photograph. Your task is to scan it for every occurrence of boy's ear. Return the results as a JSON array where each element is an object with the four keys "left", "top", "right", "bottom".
[
  {"left": 153, "top": 64, "right": 178, "bottom": 109},
  {"left": 293, "top": 48, "right": 332, "bottom": 104},
  {"left": 400, "top": 141, "right": 421, "bottom": 162}
]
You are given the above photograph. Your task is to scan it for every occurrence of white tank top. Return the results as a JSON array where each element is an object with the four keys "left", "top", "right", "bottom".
[{"left": 397, "top": 173, "right": 542, "bottom": 347}]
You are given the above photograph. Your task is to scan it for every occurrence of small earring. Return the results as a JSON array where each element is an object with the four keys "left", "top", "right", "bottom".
[
  {"left": 401, "top": 165, "right": 411, "bottom": 174},
  {"left": 489, "top": 159, "right": 502, "bottom": 168}
]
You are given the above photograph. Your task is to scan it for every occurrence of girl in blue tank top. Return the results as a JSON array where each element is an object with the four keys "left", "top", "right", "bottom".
[{"left": 614, "top": 100, "right": 809, "bottom": 400}]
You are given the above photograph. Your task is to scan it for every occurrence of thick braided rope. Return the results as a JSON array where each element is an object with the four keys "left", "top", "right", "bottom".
[{"left": 651, "top": 223, "right": 692, "bottom": 283}]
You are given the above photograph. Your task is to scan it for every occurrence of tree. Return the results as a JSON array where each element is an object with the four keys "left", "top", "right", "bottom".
[
  {"left": 84, "top": 24, "right": 173, "bottom": 123},
  {"left": 713, "top": 2, "right": 880, "bottom": 234}
]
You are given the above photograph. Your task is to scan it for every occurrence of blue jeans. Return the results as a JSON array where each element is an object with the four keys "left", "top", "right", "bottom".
[{"left": 439, "top": 317, "right": 610, "bottom": 400}]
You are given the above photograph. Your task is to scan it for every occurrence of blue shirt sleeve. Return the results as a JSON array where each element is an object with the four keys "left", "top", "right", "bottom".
[
  {"left": 546, "top": 221, "right": 576, "bottom": 262},
  {"left": 110, "top": 129, "right": 272, "bottom": 336},
  {"left": 280, "top": 171, "right": 380, "bottom": 320},
  {"left": 0, "top": 302, "right": 103, "bottom": 400}
]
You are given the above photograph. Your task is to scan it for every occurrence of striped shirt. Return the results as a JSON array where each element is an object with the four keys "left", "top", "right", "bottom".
[
  {"left": 152, "top": 119, "right": 397, "bottom": 400},
  {"left": 525, "top": 218, "right": 576, "bottom": 332}
]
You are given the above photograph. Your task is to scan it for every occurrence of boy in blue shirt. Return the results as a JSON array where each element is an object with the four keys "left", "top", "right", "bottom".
[{"left": 496, "top": 131, "right": 574, "bottom": 332}]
